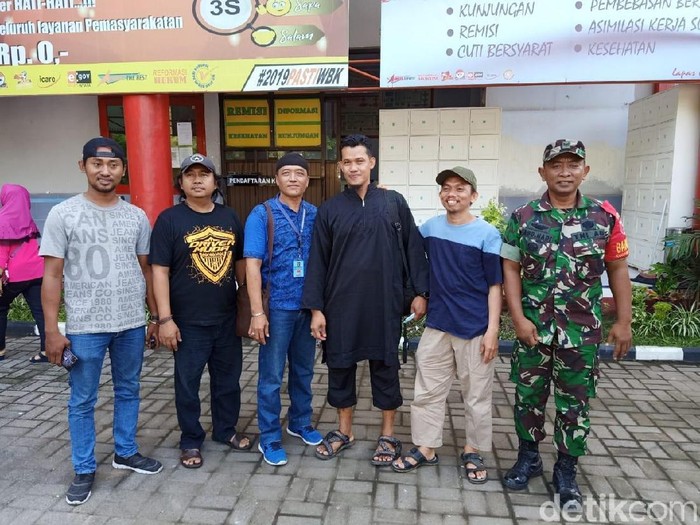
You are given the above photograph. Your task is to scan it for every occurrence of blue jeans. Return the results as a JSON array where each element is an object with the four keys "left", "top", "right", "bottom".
[
  {"left": 174, "top": 322, "right": 242, "bottom": 450},
  {"left": 67, "top": 326, "right": 145, "bottom": 474},
  {"left": 258, "top": 309, "right": 316, "bottom": 446}
]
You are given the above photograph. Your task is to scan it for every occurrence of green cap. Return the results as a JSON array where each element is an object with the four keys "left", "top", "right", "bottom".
[
  {"left": 542, "top": 139, "right": 586, "bottom": 163},
  {"left": 436, "top": 166, "right": 477, "bottom": 191}
]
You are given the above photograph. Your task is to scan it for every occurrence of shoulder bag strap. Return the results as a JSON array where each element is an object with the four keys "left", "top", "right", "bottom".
[
  {"left": 383, "top": 191, "right": 414, "bottom": 364},
  {"left": 383, "top": 191, "right": 412, "bottom": 288},
  {"left": 264, "top": 202, "right": 274, "bottom": 295}
]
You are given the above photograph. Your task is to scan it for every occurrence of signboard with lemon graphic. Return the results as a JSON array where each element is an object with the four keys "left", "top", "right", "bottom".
[{"left": 0, "top": 0, "right": 348, "bottom": 96}]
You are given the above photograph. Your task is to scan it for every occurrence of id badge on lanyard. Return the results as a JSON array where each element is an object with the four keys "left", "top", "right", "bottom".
[
  {"left": 293, "top": 260, "right": 304, "bottom": 278},
  {"left": 275, "top": 198, "right": 306, "bottom": 278}
]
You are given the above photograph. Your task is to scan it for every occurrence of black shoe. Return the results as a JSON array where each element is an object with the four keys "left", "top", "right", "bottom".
[
  {"left": 631, "top": 274, "right": 656, "bottom": 285},
  {"left": 553, "top": 453, "right": 583, "bottom": 513},
  {"left": 503, "top": 440, "right": 543, "bottom": 490},
  {"left": 112, "top": 452, "right": 163, "bottom": 474},
  {"left": 65, "top": 472, "right": 95, "bottom": 505}
]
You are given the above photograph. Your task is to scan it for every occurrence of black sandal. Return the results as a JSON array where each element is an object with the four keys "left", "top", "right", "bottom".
[
  {"left": 371, "top": 435, "right": 402, "bottom": 466},
  {"left": 462, "top": 452, "right": 488, "bottom": 484},
  {"left": 391, "top": 447, "right": 439, "bottom": 473},
  {"left": 29, "top": 353, "right": 49, "bottom": 363},
  {"left": 315, "top": 430, "right": 354, "bottom": 460}
]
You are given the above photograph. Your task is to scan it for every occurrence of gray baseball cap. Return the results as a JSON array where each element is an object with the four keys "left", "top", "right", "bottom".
[{"left": 180, "top": 153, "right": 216, "bottom": 175}]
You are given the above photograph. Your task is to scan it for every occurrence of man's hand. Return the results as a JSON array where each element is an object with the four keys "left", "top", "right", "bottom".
[
  {"left": 46, "top": 331, "right": 70, "bottom": 366},
  {"left": 513, "top": 317, "right": 539, "bottom": 347},
  {"left": 410, "top": 296, "right": 427, "bottom": 320},
  {"left": 310, "top": 310, "right": 327, "bottom": 341},
  {"left": 481, "top": 328, "right": 499, "bottom": 363},
  {"left": 248, "top": 314, "right": 269, "bottom": 345},
  {"left": 605, "top": 258, "right": 633, "bottom": 362},
  {"left": 608, "top": 321, "right": 632, "bottom": 361},
  {"left": 159, "top": 320, "right": 181, "bottom": 352},
  {"left": 146, "top": 323, "right": 160, "bottom": 349}
]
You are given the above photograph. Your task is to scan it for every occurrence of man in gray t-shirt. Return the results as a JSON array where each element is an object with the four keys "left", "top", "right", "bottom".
[
  {"left": 40, "top": 137, "right": 162, "bottom": 506},
  {"left": 41, "top": 194, "right": 150, "bottom": 334}
]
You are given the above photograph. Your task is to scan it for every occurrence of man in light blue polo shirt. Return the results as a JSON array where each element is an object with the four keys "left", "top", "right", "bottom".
[{"left": 244, "top": 152, "right": 322, "bottom": 466}]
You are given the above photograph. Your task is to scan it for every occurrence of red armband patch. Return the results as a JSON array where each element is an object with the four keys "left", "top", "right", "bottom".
[{"left": 602, "top": 200, "right": 629, "bottom": 261}]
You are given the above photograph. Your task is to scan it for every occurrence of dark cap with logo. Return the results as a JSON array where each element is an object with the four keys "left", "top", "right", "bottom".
[
  {"left": 180, "top": 153, "right": 216, "bottom": 175},
  {"left": 276, "top": 152, "right": 309, "bottom": 173},
  {"left": 82, "top": 137, "right": 125, "bottom": 163},
  {"left": 436, "top": 166, "right": 478, "bottom": 191},
  {"left": 542, "top": 139, "right": 586, "bottom": 163}
]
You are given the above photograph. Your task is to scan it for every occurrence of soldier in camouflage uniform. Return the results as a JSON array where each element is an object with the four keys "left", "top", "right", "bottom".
[{"left": 500, "top": 139, "right": 632, "bottom": 512}]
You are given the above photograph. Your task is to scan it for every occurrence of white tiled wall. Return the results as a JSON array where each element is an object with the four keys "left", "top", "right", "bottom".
[{"left": 379, "top": 108, "right": 501, "bottom": 222}]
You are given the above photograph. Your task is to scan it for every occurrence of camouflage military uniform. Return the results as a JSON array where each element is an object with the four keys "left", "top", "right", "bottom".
[{"left": 501, "top": 191, "right": 628, "bottom": 456}]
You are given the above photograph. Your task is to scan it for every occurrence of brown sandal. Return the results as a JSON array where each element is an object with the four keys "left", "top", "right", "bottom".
[
  {"left": 225, "top": 432, "right": 254, "bottom": 451},
  {"left": 180, "top": 448, "right": 203, "bottom": 469}
]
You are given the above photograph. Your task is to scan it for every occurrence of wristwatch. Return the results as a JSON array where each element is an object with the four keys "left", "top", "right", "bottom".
[{"left": 417, "top": 291, "right": 430, "bottom": 299}]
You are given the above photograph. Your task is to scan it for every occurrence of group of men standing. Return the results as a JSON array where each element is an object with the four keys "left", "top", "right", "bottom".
[{"left": 39, "top": 134, "right": 631, "bottom": 514}]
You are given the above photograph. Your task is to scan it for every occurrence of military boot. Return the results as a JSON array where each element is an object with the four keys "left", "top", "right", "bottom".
[
  {"left": 503, "top": 439, "right": 543, "bottom": 490},
  {"left": 552, "top": 452, "right": 583, "bottom": 513}
]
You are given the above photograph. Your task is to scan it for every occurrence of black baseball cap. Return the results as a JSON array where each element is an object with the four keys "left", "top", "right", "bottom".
[{"left": 82, "top": 137, "right": 125, "bottom": 163}]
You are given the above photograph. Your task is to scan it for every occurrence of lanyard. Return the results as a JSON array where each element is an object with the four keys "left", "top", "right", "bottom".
[{"left": 274, "top": 197, "right": 306, "bottom": 256}]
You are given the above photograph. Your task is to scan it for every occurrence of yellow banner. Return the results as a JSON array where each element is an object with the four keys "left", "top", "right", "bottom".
[
  {"left": 0, "top": 0, "right": 348, "bottom": 96},
  {"left": 224, "top": 99, "right": 270, "bottom": 148},
  {"left": 0, "top": 58, "right": 347, "bottom": 95},
  {"left": 274, "top": 98, "right": 321, "bottom": 147}
]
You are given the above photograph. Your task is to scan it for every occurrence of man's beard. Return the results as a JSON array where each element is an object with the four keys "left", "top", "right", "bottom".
[{"left": 89, "top": 179, "right": 117, "bottom": 193}]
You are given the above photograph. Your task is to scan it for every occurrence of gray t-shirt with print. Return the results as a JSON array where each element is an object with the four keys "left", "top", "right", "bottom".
[{"left": 40, "top": 194, "right": 150, "bottom": 334}]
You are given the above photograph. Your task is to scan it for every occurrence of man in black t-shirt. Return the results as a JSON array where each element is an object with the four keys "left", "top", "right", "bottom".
[{"left": 150, "top": 154, "right": 253, "bottom": 469}]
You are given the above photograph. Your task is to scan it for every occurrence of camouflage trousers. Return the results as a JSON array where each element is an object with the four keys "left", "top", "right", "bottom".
[{"left": 509, "top": 341, "right": 599, "bottom": 457}]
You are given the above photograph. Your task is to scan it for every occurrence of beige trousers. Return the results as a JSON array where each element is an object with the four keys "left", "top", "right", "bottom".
[{"left": 410, "top": 327, "right": 494, "bottom": 450}]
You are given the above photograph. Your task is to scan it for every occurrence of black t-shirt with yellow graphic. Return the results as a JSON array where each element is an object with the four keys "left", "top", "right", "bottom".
[{"left": 149, "top": 202, "right": 244, "bottom": 326}]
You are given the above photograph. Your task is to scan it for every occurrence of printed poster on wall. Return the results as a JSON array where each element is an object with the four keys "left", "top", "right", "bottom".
[
  {"left": 380, "top": 0, "right": 700, "bottom": 87},
  {"left": 274, "top": 98, "right": 321, "bottom": 147},
  {"left": 0, "top": 0, "right": 349, "bottom": 96},
  {"left": 224, "top": 99, "right": 271, "bottom": 148}
]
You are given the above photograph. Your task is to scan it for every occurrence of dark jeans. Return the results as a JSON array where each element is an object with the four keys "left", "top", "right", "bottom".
[
  {"left": 0, "top": 278, "right": 45, "bottom": 352},
  {"left": 173, "top": 321, "right": 243, "bottom": 450}
]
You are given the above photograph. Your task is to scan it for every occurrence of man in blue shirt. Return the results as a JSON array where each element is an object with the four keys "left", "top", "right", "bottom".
[
  {"left": 244, "top": 152, "right": 322, "bottom": 466},
  {"left": 392, "top": 167, "right": 502, "bottom": 483}
]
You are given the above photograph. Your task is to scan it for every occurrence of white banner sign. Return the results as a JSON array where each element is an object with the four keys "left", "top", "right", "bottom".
[{"left": 380, "top": 0, "right": 700, "bottom": 87}]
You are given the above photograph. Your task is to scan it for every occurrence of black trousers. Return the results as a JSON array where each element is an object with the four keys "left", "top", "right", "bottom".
[
  {"left": 0, "top": 278, "right": 45, "bottom": 352},
  {"left": 327, "top": 360, "right": 403, "bottom": 411}
]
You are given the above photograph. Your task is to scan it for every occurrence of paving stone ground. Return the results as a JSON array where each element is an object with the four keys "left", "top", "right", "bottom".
[{"left": 0, "top": 335, "right": 699, "bottom": 525}]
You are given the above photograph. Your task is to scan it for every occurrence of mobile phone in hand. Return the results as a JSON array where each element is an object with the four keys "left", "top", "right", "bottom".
[{"left": 62, "top": 348, "right": 78, "bottom": 370}]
